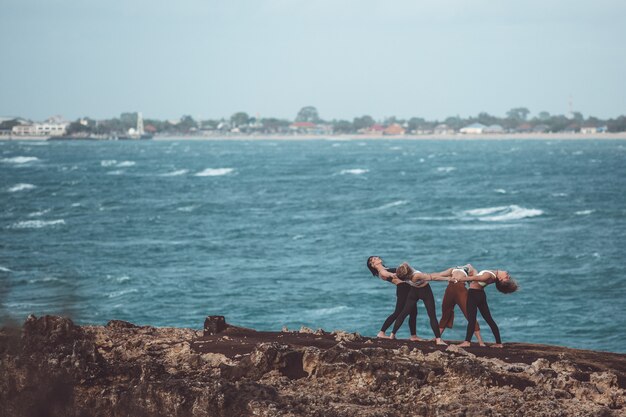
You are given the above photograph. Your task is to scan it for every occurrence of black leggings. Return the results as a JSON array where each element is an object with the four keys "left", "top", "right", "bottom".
[
  {"left": 380, "top": 284, "right": 417, "bottom": 335},
  {"left": 391, "top": 285, "right": 440, "bottom": 338},
  {"left": 465, "top": 289, "right": 501, "bottom": 343}
]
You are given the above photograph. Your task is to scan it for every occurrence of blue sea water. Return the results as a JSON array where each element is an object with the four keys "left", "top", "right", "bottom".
[{"left": 1, "top": 139, "right": 625, "bottom": 353}]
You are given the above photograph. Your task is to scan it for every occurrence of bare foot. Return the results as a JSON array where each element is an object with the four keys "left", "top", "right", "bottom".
[
  {"left": 479, "top": 343, "right": 486, "bottom": 347},
  {"left": 435, "top": 338, "right": 447, "bottom": 346},
  {"left": 409, "top": 335, "right": 424, "bottom": 342},
  {"left": 389, "top": 333, "right": 397, "bottom": 340},
  {"left": 377, "top": 331, "right": 389, "bottom": 339},
  {"left": 491, "top": 343, "right": 504, "bottom": 348},
  {"left": 458, "top": 341, "right": 471, "bottom": 348}
]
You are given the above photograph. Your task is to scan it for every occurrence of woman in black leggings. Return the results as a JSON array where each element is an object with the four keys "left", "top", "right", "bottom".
[
  {"left": 450, "top": 267, "right": 518, "bottom": 348},
  {"left": 390, "top": 262, "right": 451, "bottom": 346},
  {"left": 367, "top": 256, "right": 420, "bottom": 340}
]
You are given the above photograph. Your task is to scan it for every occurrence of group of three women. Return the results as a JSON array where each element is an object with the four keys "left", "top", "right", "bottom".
[{"left": 367, "top": 256, "right": 518, "bottom": 348}]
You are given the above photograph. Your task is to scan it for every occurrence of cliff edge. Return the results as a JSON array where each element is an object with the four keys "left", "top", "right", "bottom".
[{"left": 1, "top": 315, "right": 624, "bottom": 417}]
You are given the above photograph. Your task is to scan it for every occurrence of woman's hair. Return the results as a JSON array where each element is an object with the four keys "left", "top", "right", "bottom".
[
  {"left": 395, "top": 262, "right": 413, "bottom": 281},
  {"left": 367, "top": 256, "right": 381, "bottom": 276},
  {"left": 496, "top": 278, "right": 519, "bottom": 294}
]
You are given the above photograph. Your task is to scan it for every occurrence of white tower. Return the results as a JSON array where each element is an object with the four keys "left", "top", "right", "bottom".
[{"left": 137, "top": 112, "right": 145, "bottom": 136}]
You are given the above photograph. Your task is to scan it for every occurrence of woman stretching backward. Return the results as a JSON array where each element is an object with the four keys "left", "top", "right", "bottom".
[
  {"left": 438, "top": 265, "right": 485, "bottom": 346},
  {"left": 367, "top": 256, "right": 421, "bottom": 341},
  {"left": 450, "top": 267, "right": 518, "bottom": 348},
  {"left": 391, "top": 262, "right": 451, "bottom": 346}
]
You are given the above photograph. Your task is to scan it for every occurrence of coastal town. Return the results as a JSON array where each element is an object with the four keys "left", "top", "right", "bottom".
[{"left": 1, "top": 106, "right": 624, "bottom": 140}]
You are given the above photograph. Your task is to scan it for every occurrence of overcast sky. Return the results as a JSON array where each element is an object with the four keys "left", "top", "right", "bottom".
[{"left": 1, "top": 0, "right": 625, "bottom": 121}]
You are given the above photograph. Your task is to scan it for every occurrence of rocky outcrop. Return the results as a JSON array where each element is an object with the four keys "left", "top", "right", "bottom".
[{"left": 1, "top": 315, "right": 624, "bottom": 417}]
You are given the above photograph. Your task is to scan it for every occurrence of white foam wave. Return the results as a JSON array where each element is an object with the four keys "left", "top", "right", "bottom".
[
  {"left": 8, "top": 183, "right": 36, "bottom": 192},
  {"left": 437, "top": 166, "right": 456, "bottom": 173},
  {"left": 389, "top": 146, "right": 402, "bottom": 150},
  {"left": 462, "top": 205, "right": 543, "bottom": 222},
  {"left": 107, "top": 170, "right": 124, "bottom": 175},
  {"left": 0, "top": 266, "right": 11, "bottom": 272},
  {"left": 28, "top": 208, "right": 51, "bottom": 217},
  {"left": 10, "top": 219, "right": 66, "bottom": 229},
  {"left": 176, "top": 205, "right": 196, "bottom": 212},
  {"left": 23, "top": 141, "right": 48, "bottom": 146},
  {"left": 340, "top": 168, "right": 369, "bottom": 175},
  {"left": 575, "top": 209, "right": 594, "bottom": 215},
  {"left": 309, "top": 306, "right": 348, "bottom": 317},
  {"left": 374, "top": 200, "right": 408, "bottom": 210},
  {"left": 494, "top": 189, "right": 507, "bottom": 194},
  {"left": 1, "top": 156, "right": 39, "bottom": 164},
  {"left": 106, "top": 275, "right": 131, "bottom": 283},
  {"left": 28, "top": 276, "right": 63, "bottom": 284},
  {"left": 107, "top": 288, "right": 139, "bottom": 298},
  {"left": 160, "top": 169, "right": 189, "bottom": 177},
  {"left": 71, "top": 203, "right": 82, "bottom": 207},
  {"left": 552, "top": 193, "right": 568, "bottom": 197},
  {"left": 101, "top": 160, "right": 135, "bottom": 168},
  {"left": 195, "top": 168, "right": 234, "bottom": 177}
]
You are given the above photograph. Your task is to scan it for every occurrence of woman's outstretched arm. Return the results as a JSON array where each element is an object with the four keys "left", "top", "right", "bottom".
[{"left": 451, "top": 270, "right": 492, "bottom": 283}]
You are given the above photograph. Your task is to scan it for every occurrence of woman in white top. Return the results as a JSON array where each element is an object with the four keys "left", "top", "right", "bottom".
[{"left": 450, "top": 266, "right": 518, "bottom": 348}]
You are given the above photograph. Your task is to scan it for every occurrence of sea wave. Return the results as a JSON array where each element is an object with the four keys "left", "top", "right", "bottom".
[
  {"left": 10, "top": 219, "right": 66, "bottom": 229},
  {"left": 308, "top": 305, "right": 348, "bottom": 317},
  {"left": 101, "top": 160, "right": 135, "bottom": 168},
  {"left": 462, "top": 205, "right": 543, "bottom": 222},
  {"left": 575, "top": 209, "right": 594, "bottom": 215},
  {"left": 106, "top": 170, "right": 124, "bottom": 175},
  {"left": 0, "top": 266, "right": 11, "bottom": 272},
  {"left": 27, "top": 276, "right": 64, "bottom": 284},
  {"left": 1, "top": 156, "right": 39, "bottom": 164},
  {"left": 107, "top": 288, "right": 139, "bottom": 298},
  {"left": 195, "top": 168, "right": 234, "bottom": 177},
  {"left": 340, "top": 169, "right": 369, "bottom": 175},
  {"left": 437, "top": 166, "right": 456, "bottom": 173},
  {"left": 494, "top": 189, "right": 507, "bottom": 194},
  {"left": 160, "top": 169, "right": 189, "bottom": 177},
  {"left": 28, "top": 209, "right": 51, "bottom": 217},
  {"left": 176, "top": 205, "right": 196, "bottom": 212},
  {"left": 373, "top": 200, "right": 408, "bottom": 210},
  {"left": 8, "top": 183, "right": 36, "bottom": 192}
]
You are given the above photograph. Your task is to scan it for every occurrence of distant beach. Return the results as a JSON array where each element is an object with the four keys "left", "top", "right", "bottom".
[
  {"left": 153, "top": 132, "right": 626, "bottom": 141},
  {"left": 3, "top": 132, "right": 626, "bottom": 141}
]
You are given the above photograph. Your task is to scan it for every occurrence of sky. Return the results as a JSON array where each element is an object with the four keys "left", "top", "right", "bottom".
[{"left": 1, "top": 0, "right": 625, "bottom": 122}]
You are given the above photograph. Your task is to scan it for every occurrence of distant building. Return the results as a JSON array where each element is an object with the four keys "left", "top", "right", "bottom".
[
  {"left": 483, "top": 124, "right": 504, "bottom": 134},
  {"left": 289, "top": 122, "right": 332, "bottom": 135},
  {"left": 361, "top": 124, "right": 385, "bottom": 136},
  {"left": 11, "top": 117, "right": 68, "bottom": 137},
  {"left": 433, "top": 124, "right": 455, "bottom": 135},
  {"left": 459, "top": 123, "right": 486, "bottom": 134},
  {"left": 383, "top": 124, "right": 405, "bottom": 136},
  {"left": 533, "top": 124, "right": 550, "bottom": 133},
  {"left": 580, "top": 126, "right": 607, "bottom": 134}
]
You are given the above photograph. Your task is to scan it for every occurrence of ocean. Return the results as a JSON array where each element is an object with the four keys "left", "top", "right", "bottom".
[{"left": 1, "top": 139, "right": 625, "bottom": 352}]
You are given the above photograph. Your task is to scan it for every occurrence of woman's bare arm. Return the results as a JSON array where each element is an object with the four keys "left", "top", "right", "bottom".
[
  {"left": 411, "top": 271, "right": 451, "bottom": 282},
  {"left": 451, "top": 270, "right": 492, "bottom": 282}
]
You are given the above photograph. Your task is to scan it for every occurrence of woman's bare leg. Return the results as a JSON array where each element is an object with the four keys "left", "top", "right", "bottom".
[{"left": 474, "top": 330, "right": 485, "bottom": 346}]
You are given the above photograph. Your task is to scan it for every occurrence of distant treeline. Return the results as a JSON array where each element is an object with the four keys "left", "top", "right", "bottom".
[{"left": 4, "top": 106, "right": 626, "bottom": 135}]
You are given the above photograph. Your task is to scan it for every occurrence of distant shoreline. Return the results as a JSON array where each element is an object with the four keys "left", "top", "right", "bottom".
[
  {"left": 153, "top": 132, "right": 626, "bottom": 141},
  {"left": 2, "top": 132, "right": 626, "bottom": 141}
]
